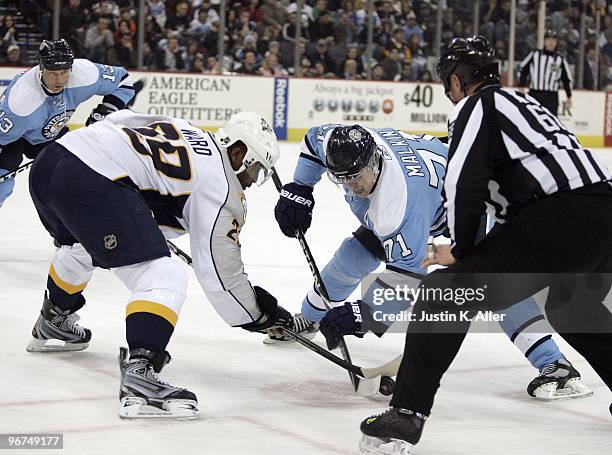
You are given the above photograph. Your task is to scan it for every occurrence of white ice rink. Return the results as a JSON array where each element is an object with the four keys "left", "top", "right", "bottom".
[{"left": 1, "top": 144, "right": 611, "bottom": 455}]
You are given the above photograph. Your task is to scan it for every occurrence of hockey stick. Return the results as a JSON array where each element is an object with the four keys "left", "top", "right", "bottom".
[
  {"left": 0, "top": 160, "right": 34, "bottom": 184},
  {"left": 165, "top": 239, "right": 399, "bottom": 380},
  {"left": 270, "top": 169, "right": 360, "bottom": 391}
]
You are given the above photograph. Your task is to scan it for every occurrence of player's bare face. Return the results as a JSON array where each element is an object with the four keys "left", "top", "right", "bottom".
[
  {"left": 41, "top": 69, "right": 71, "bottom": 93},
  {"left": 345, "top": 168, "right": 376, "bottom": 197},
  {"left": 237, "top": 169, "right": 254, "bottom": 189},
  {"left": 229, "top": 144, "right": 258, "bottom": 190},
  {"left": 544, "top": 37, "right": 557, "bottom": 52}
]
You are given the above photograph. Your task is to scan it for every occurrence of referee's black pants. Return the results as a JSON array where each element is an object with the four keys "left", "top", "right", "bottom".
[
  {"left": 528, "top": 90, "right": 559, "bottom": 115},
  {"left": 390, "top": 184, "right": 612, "bottom": 415}
]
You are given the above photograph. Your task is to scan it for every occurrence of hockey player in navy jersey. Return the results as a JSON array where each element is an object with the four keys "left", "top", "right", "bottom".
[
  {"left": 0, "top": 39, "right": 135, "bottom": 207},
  {"left": 273, "top": 123, "right": 591, "bottom": 400}
]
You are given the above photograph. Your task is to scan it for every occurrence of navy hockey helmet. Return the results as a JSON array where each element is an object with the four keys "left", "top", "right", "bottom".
[
  {"left": 436, "top": 35, "right": 499, "bottom": 98},
  {"left": 326, "top": 125, "right": 379, "bottom": 184},
  {"left": 38, "top": 39, "right": 74, "bottom": 71}
]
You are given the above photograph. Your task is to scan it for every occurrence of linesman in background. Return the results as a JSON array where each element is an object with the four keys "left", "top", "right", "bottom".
[
  {"left": 518, "top": 29, "right": 572, "bottom": 115},
  {"left": 358, "top": 35, "right": 612, "bottom": 454}
]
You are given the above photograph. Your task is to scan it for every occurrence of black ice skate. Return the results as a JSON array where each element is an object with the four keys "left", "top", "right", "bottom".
[
  {"left": 263, "top": 312, "right": 319, "bottom": 344},
  {"left": 359, "top": 408, "right": 426, "bottom": 455},
  {"left": 527, "top": 357, "right": 593, "bottom": 400},
  {"left": 26, "top": 292, "right": 91, "bottom": 353},
  {"left": 118, "top": 347, "right": 199, "bottom": 420}
]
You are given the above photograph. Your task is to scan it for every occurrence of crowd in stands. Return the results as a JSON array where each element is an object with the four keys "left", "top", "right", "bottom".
[{"left": 0, "top": 0, "right": 610, "bottom": 89}]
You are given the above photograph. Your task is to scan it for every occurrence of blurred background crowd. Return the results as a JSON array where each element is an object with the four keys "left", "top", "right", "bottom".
[{"left": 0, "top": 0, "right": 610, "bottom": 89}]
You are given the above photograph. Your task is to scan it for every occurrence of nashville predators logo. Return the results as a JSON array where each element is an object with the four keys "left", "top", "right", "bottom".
[{"left": 42, "top": 110, "right": 75, "bottom": 139}]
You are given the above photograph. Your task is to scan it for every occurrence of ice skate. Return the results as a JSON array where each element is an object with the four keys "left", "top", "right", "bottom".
[
  {"left": 26, "top": 292, "right": 91, "bottom": 353},
  {"left": 528, "top": 358, "right": 593, "bottom": 400},
  {"left": 263, "top": 312, "right": 319, "bottom": 344},
  {"left": 118, "top": 347, "right": 199, "bottom": 420},
  {"left": 359, "top": 408, "right": 426, "bottom": 455}
]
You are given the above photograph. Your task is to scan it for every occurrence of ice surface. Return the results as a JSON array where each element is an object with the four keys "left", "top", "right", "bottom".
[{"left": 1, "top": 145, "right": 610, "bottom": 455}]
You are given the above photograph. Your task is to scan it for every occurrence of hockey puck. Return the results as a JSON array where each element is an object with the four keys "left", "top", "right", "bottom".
[{"left": 379, "top": 376, "right": 395, "bottom": 396}]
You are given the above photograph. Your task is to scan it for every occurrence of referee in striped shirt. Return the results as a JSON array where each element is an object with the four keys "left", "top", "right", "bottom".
[
  {"left": 358, "top": 35, "right": 612, "bottom": 451},
  {"left": 519, "top": 29, "right": 572, "bottom": 115}
]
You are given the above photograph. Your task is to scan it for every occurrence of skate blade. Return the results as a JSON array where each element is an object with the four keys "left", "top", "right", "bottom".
[
  {"left": 359, "top": 434, "right": 413, "bottom": 455},
  {"left": 26, "top": 337, "right": 89, "bottom": 353},
  {"left": 119, "top": 397, "right": 199, "bottom": 420},
  {"left": 263, "top": 331, "right": 317, "bottom": 345},
  {"left": 532, "top": 379, "right": 594, "bottom": 401}
]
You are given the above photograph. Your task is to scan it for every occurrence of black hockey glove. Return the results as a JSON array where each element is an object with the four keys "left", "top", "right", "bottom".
[
  {"left": 319, "top": 301, "right": 366, "bottom": 350},
  {"left": 86, "top": 103, "right": 118, "bottom": 126},
  {"left": 320, "top": 300, "right": 390, "bottom": 350},
  {"left": 240, "top": 286, "right": 293, "bottom": 334},
  {"left": 274, "top": 182, "right": 314, "bottom": 238}
]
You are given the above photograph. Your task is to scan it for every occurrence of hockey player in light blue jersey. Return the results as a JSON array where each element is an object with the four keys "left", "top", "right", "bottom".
[
  {"left": 0, "top": 39, "right": 134, "bottom": 207},
  {"left": 273, "top": 124, "right": 591, "bottom": 400}
]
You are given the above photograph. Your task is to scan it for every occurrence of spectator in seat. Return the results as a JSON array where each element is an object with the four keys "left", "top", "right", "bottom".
[
  {"left": 403, "top": 12, "right": 423, "bottom": 43},
  {"left": 2, "top": 44, "right": 26, "bottom": 67},
  {"left": 118, "top": 8, "right": 137, "bottom": 34},
  {"left": 236, "top": 49, "right": 259, "bottom": 75},
  {"left": 336, "top": 44, "right": 364, "bottom": 77},
  {"left": 258, "top": 53, "right": 288, "bottom": 76},
  {"left": 61, "top": 0, "right": 88, "bottom": 54},
  {"left": 141, "top": 41, "right": 164, "bottom": 70},
  {"left": 107, "top": 33, "right": 137, "bottom": 68},
  {"left": 386, "top": 27, "right": 408, "bottom": 60},
  {"left": 190, "top": 9, "right": 212, "bottom": 37},
  {"left": 166, "top": 1, "right": 192, "bottom": 35},
  {"left": 370, "top": 18, "right": 393, "bottom": 48},
  {"left": 308, "top": 38, "right": 336, "bottom": 74},
  {"left": 114, "top": 19, "right": 132, "bottom": 44},
  {"left": 333, "top": 10, "right": 357, "bottom": 46},
  {"left": 193, "top": 0, "right": 219, "bottom": 25},
  {"left": 282, "top": 11, "right": 310, "bottom": 43},
  {"left": 371, "top": 63, "right": 385, "bottom": 80},
  {"left": 84, "top": 17, "right": 114, "bottom": 62},
  {"left": 147, "top": 0, "right": 167, "bottom": 28},
  {"left": 259, "top": 0, "right": 287, "bottom": 30},
  {"left": 397, "top": 62, "right": 414, "bottom": 81},
  {"left": 162, "top": 37, "right": 185, "bottom": 71},
  {"left": 204, "top": 55, "right": 221, "bottom": 74},
  {"left": 311, "top": 61, "right": 332, "bottom": 78},
  {"left": 341, "top": 59, "right": 362, "bottom": 80},
  {"left": 380, "top": 47, "right": 402, "bottom": 80},
  {"left": 182, "top": 39, "right": 202, "bottom": 72},
  {"left": 191, "top": 55, "right": 206, "bottom": 73},
  {"left": 295, "top": 57, "right": 312, "bottom": 77},
  {"left": 310, "top": 11, "right": 335, "bottom": 41},
  {"left": 418, "top": 68, "right": 433, "bottom": 82},
  {"left": 235, "top": 32, "right": 261, "bottom": 65},
  {"left": 0, "top": 15, "right": 17, "bottom": 49}
]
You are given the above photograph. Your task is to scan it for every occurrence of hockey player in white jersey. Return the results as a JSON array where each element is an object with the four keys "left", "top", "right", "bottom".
[
  {"left": 27, "top": 110, "right": 293, "bottom": 419},
  {"left": 273, "top": 124, "right": 591, "bottom": 400},
  {"left": 0, "top": 39, "right": 134, "bottom": 207}
]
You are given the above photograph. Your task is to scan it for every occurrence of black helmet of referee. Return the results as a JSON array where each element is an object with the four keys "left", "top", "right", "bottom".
[
  {"left": 38, "top": 39, "right": 74, "bottom": 71},
  {"left": 436, "top": 35, "right": 500, "bottom": 100},
  {"left": 544, "top": 29, "right": 558, "bottom": 39}
]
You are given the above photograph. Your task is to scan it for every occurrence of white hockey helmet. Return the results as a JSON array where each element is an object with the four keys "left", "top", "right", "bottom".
[{"left": 216, "top": 112, "right": 280, "bottom": 186}]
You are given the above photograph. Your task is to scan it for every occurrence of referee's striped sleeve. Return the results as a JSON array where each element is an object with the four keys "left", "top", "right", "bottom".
[
  {"left": 560, "top": 57, "right": 572, "bottom": 98},
  {"left": 518, "top": 50, "right": 534, "bottom": 86},
  {"left": 445, "top": 92, "right": 495, "bottom": 259}
]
